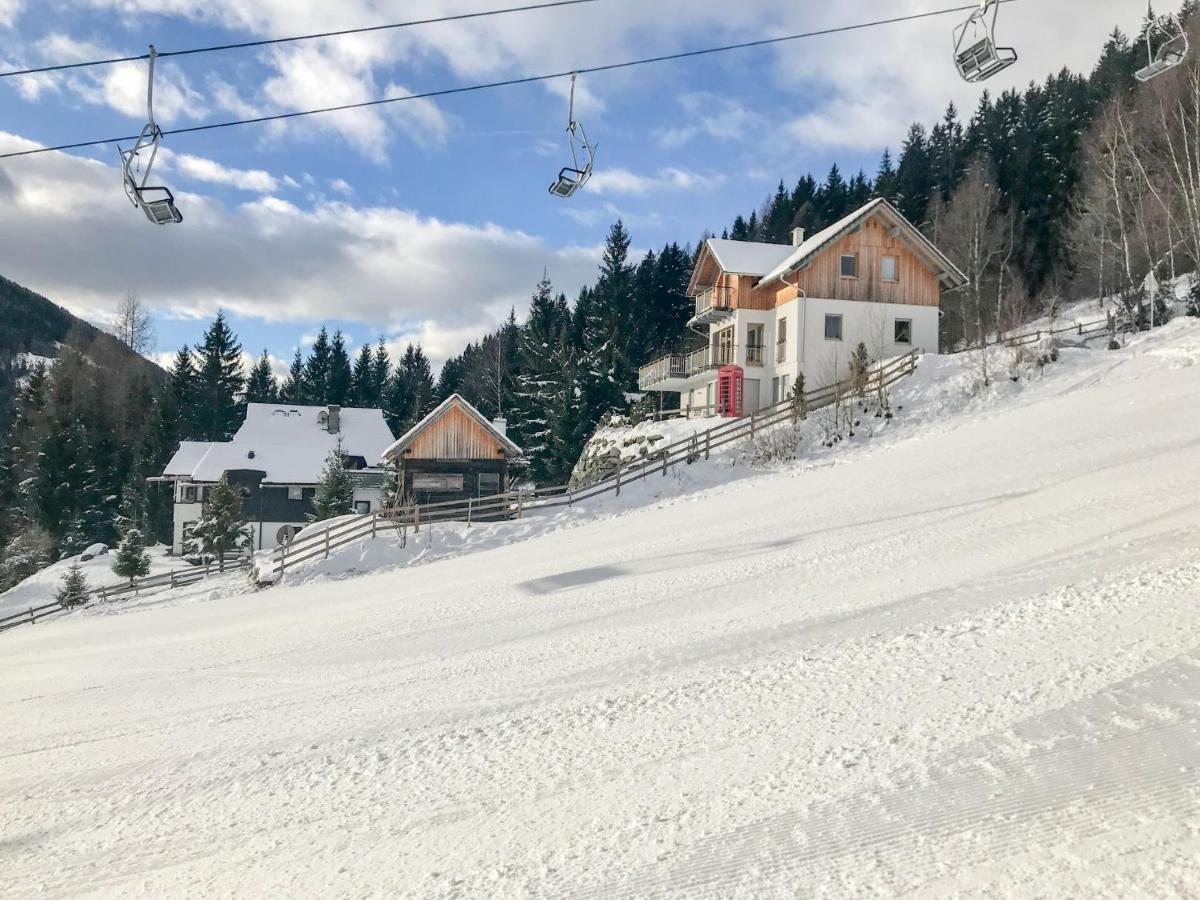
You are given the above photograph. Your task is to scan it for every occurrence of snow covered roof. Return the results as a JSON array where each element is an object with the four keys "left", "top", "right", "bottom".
[
  {"left": 758, "top": 198, "right": 968, "bottom": 288},
  {"left": 167, "top": 405, "right": 396, "bottom": 485},
  {"left": 163, "top": 441, "right": 215, "bottom": 477},
  {"left": 705, "top": 239, "right": 795, "bottom": 276},
  {"left": 382, "top": 394, "right": 523, "bottom": 460}
]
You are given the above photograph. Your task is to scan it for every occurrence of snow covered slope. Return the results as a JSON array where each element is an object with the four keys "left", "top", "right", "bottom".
[{"left": 2, "top": 322, "right": 1199, "bottom": 898}]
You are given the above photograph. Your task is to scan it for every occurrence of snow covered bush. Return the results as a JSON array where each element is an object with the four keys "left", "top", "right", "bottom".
[
  {"left": 743, "top": 421, "right": 805, "bottom": 466},
  {"left": 1186, "top": 278, "right": 1200, "bottom": 318},
  {"left": 113, "top": 527, "right": 151, "bottom": 580},
  {"left": 55, "top": 560, "right": 89, "bottom": 607}
]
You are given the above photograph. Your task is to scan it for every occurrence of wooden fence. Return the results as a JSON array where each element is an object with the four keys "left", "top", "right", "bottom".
[
  {"left": 946, "top": 314, "right": 1135, "bottom": 356},
  {"left": 0, "top": 557, "right": 251, "bottom": 634},
  {"left": 265, "top": 351, "right": 921, "bottom": 580}
]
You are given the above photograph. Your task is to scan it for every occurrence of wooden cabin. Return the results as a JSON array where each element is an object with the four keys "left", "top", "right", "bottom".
[{"left": 380, "top": 394, "right": 523, "bottom": 505}]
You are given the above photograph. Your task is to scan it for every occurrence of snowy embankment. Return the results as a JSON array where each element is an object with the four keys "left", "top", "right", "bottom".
[
  {"left": 1, "top": 321, "right": 1199, "bottom": 897},
  {"left": 0, "top": 545, "right": 196, "bottom": 618}
]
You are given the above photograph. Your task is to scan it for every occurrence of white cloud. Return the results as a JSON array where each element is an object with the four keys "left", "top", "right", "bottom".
[
  {"left": 160, "top": 149, "right": 280, "bottom": 193},
  {"left": 0, "top": 0, "right": 21, "bottom": 28},
  {"left": 655, "top": 93, "right": 767, "bottom": 149},
  {"left": 0, "top": 131, "right": 602, "bottom": 370},
  {"left": 587, "top": 166, "right": 725, "bottom": 197}
]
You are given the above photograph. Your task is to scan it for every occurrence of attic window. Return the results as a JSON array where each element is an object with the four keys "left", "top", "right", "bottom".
[
  {"left": 840, "top": 255, "right": 859, "bottom": 278},
  {"left": 881, "top": 255, "right": 899, "bottom": 282}
]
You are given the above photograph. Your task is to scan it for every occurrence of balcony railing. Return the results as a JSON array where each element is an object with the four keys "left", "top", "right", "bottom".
[
  {"left": 746, "top": 345, "right": 765, "bottom": 367},
  {"left": 638, "top": 345, "right": 734, "bottom": 390},
  {"left": 776, "top": 339, "right": 787, "bottom": 363},
  {"left": 693, "top": 285, "right": 735, "bottom": 320}
]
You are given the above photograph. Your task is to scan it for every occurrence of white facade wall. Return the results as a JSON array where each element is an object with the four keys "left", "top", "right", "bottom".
[{"left": 680, "top": 297, "right": 938, "bottom": 416}]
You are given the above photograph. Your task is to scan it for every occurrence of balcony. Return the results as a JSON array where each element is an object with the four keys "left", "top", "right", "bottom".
[
  {"left": 689, "top": 285, "right": 735, "bottom": 326},
  {"left": 746, "top": 345, "right": 765, "bottom": 367},
  {"left": 639, "top": 345, "right": 737, "bottom": 391}
]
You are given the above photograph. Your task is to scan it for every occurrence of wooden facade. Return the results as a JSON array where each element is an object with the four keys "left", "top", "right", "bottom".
[
  {"left": 758, "top": 218, "right": 941, "bottom": 309},
  {"left": 690, "top": 202, "right": 958, "bottom": 313},
  {"left": 382, "top": 395, "right": 522, "bottom": 505}
]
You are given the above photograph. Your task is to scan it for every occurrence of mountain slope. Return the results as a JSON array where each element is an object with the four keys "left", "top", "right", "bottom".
[
  {"left": 0, "top": 323, "right": 1198, "bottom": 897},
  {"left": 0, "top": 274, "right": 165, "bottom": 431}
]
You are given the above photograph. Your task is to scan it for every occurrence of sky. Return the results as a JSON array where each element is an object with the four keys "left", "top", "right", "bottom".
[{"left": 0, "top": 0, "right": 1146, "bottom": 376}]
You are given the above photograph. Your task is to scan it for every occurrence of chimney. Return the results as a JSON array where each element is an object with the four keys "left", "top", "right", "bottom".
[
  {"left": 492, "top": 417, "right": 507, "bottom": 437},
  {"left": 326, "top": 405, "right": 341, "bottom": 434},
  {"left": 791, "top": 227, "right": 806, "bottom": 247}
]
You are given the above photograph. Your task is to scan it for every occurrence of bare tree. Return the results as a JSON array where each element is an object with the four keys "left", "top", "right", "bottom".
[{"left": 111, "top": 290, "right": 155, "bottom": 355}]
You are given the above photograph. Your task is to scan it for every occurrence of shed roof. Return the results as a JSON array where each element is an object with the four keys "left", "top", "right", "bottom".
[{"left": 381, "top": 394, "right": 523, "bottom": 461}]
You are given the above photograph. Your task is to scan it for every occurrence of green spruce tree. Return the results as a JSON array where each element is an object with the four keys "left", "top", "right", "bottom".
[
  {"left": 310, "top": 439, "right": 355, "bottom": 521},
  {"left": 187, "top": 474, "right": 249, "bottom": 571},
  {"left": 113, "top": 526, "right": 151, "bottom": 580},
  {"left": 56, "top": 559, "right": 90, "bottom": 608}
]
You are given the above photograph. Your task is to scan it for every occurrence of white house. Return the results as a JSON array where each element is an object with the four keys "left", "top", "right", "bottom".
[
  {"left": 638, "top": 198, "right": 968, "bottom": 414},
  {"left": 159, "top": 403, "right": 396, "bottom": 554}
]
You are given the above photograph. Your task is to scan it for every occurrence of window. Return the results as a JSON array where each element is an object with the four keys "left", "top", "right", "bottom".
[
  {"left": 715, "top": 327, "right": 735, "bottom": 365},
  {"left": 894, "top": 319, "right": 912, "bottom": 345},
  {"left": 746, "top": 325, "right": 765, "bottom": 366},
  {"left": 840, "top": 254, "right": 858, "bottom": 278},
  {"left": 182, "top": 485, "right": 197, "bottom": 503},
  {"left": 881, "top": 255, "right": 899, "bottom": 282},
  {"left": 412, "top": 474, "right": 464, "bottom": 492},
  {"left": 287, "top": 485, "right": 303, "bottom": 501},
  {"left": 825, "top": 314, "right": 843, "bottom": 341},
  {"left": 776, "top": 317, "right": 788, "bottom": 363},
  {"left": 478, "top": 473, "right": 501, "bottom": 496},
  {"left": 354, "top": 500, "right": 371, "bottom": 515}
]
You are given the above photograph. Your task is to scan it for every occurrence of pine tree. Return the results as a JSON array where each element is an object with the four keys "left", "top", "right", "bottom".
[
  {"left": 849, "top": 343, "right": 872, "bottom": 397},
  {"left": 370, "top": 338, "right": 391, "bottom": 407},
  {"left": 246, "top": 350, "right": 278, "bottom": 403},
  {"left": 193, "top": 312, "right": 245, "bottom": 441},
  {"left": 168, "top": 344, "right": 199, "bottom": 440},
  {"left": 280, "top": 348, "right": 306, "bottom": 403},
  {"left": 310, "top": 439, "right": 355, "bottom": 522},
  {"left": 0, "top": 526, "right": 55, "bottom": 592},
  {"left": 512, "top": 276, "right": 574, "bottom": 483},
  {"left": 113, "top": 526, "right": 151, "bottom": 581},
  {"left": 303, "top": 327, "right": 333, "bottom": 405},
  {"left": 328, "top": 330, "right": 352, "bottom": 405},
  {"left": 187, "top": 474, "right": 249, "bottom": 571},
  {"left": 875, "top": 149, "right": 898, "bottom": 202},
  {"left": 56, "top": 559, "right": 89, "bottom": 608},
  {"left": 349, "top": 344, "right": 374, "bottom": 407}
]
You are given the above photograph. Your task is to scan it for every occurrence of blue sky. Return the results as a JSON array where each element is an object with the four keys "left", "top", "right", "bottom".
[{"left": 0, "top": 0, "right": 1142, "bottom": 374}]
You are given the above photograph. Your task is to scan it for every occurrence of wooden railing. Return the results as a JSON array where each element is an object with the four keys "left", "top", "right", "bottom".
[
  {"left": 0, "top": 557, "right": 251, "bottom": 635},
  {"left": 946, "top": 314, "right": 1135, "bottom": 356},
  {"left": 260, "top": 352, "right": 921, "bottom": 581}
]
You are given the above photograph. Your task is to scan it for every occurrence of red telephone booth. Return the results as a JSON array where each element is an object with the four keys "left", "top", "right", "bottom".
[{"left": 717, "top": 365, "right": 744, "bottom": 418}]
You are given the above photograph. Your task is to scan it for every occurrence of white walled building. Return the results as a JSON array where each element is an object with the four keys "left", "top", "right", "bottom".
[
  {"left": 638, "top": 199, "right": 967, "bottom": 414},
  {"left": 159, "top": 404, "right": 395, "bottom": 555}
]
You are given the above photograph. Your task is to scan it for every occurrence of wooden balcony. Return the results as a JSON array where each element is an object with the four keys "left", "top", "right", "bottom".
[
  {"left": 690, "top": 285, "right": 735, "bottom": 325},
  {"left": 639, "top": 345, "right": 734, "bottom": 391}
]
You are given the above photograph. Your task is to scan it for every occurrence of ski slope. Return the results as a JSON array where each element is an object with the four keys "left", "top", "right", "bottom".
[{"left": 2, "top": 323, "right": 1199, "bottom": 898}]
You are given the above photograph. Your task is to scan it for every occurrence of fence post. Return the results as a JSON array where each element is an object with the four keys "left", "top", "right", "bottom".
[
  {"left": 414, "top": 504, "right": 420, "bottom": 533},
  {"left": 372, "top": 514, "right": 378, "bottom": 539},
  {"left": 280, "top": 541, "right": 287, "bottom": 577},
  {"left": 29, "top": 606, "right": 35, "bottom": 625},
  {"left": 467, "top": 499, "right": 473, "bottom": 527},
  {"left": 615, "top": 464, "right": 621, "bottom": 497},
  {"left": 749, "top": 412, "right": 756, "bottom": 439},
  {"left": 324, "top": 528, "right": 330, "bottom": 560},
  {"left": 705, "top": 430, "right": 711, "bottom": 460},
  {"left": 662, "top": 449, "right": 668, "bottom": 476},
  {"left": 568, "top": 489, "right": 574, "bottom": 507}
]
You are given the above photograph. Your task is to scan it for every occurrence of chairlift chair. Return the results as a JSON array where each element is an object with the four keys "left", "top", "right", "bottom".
[
  {"left": 1135, "top": 7, "right": 1189, "bottom": 82},
  {"left": 549, "top": 74, "right": 596, "bottom": 199},
  {"left": 953, "top": 0, "right": 1018, "bottom": 83},
  {"left": 118, "top": 46, "right": 182, "bottom": 225}
]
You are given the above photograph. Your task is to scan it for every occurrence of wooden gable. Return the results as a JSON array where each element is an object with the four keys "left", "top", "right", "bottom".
[
  {"left": 756, "top": 216, "right": 943, "bottom": 309},
  {"left": 404, "top": 402, "right": 509, "bottom": 461}
]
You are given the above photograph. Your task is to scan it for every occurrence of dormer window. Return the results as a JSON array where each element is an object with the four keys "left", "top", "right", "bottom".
[{"left": 840, "top": 254, "right": 859, "bottom": 278}]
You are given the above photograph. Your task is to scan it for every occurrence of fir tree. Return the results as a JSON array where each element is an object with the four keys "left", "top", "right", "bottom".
[
  {"left": 56, "top": 559, "right": 90, "bottom": 608},
  {"left": 349, "top": 343, "right": 374, "bottom": 407},
  {"left": 246, "top": 350, "right": 278, "bottom": 403},
  {"left": 304, "top": 327, "right": 333, "bottom": 404},
  {"left": 280, "top": 348, "right": 306, "bottom": 403},
  {"left": 168, "top": 344, "right": 199, "bottom": 440},
  {"left": 187, "top": 474, "right": 249, "bottom": 571},
  {"left": 370, "top": 338, "right": 391, "bottom": 407},
  {"left": 310, "top": 439, "right": 355, "bottom": 522},
  {"left": 0, "top": 526, "right": 55, "bottom": 592},
  {"left": 512, "top": 275, "right": 574, "bottom": 483},
  {"left": 113, "top": 526, "right": 151, "bottom": 580},
  {"left": 193, "top": 312, "right": 245, "bottom": 441},
  {"left": 328, "top": 330, "right": 352, "bottom": 406}
]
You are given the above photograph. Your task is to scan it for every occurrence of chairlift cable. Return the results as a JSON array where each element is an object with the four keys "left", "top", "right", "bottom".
[
  {"left": 0, "top": 0, "right": 1022, "bottom": 162},
  {"left": 0, "top": 0, "right": 603, "bottom": 79}
]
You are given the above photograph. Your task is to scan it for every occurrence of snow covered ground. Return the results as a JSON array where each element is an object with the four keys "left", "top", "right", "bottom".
[
  {"left": 0, "top": 545, "right": 196, "bottom": 619},
  {"left": 2, "top": 321, "right": 1199, "bottom": 897}
]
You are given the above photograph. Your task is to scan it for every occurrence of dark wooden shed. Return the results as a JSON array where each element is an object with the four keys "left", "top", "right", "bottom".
[{"left": 380, "top": 394, "right": 523, "bottom": 506}]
